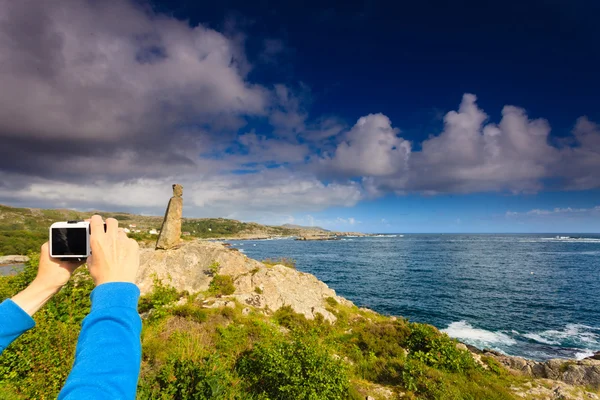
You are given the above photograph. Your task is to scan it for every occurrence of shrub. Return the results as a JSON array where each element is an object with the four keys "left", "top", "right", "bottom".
[
  {"left": 403, "top": 323, "right": 477, "bottom": 373},
  {"left": 139, "top": 275, "right": 183, "bottom": 322},
  {"left": 207, "top": 261, "right": 219, "bottom": 276},
  {"left": 273, "top": 305, "right": 313, "bottom": 332},
  {"left": 139, "top": 356, "right": 236, "bottom": 399},
  {"left": 237, "top": 335, "right": 349, "bottom": 400},
  {"left": 208, "top": 275, "right": 235, "bottom": 296},
  {"left": 254, "top": 286, "right": 263, "bottom": 294},
  {"left": 171, "top": 304, "right": 208, "bottom": 323}
]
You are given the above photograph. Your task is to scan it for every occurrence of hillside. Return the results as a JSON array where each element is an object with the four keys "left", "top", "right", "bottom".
[{"left": 0, "top": 204, "right": 337, "bottom": 256}]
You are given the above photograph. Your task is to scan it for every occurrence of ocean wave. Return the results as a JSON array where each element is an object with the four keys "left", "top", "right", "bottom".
[
  {"left": 521, "top": 324, "right": 600, "bottom": 348},
  {"left": 372, "top": 234, "right": 402, "bottom": 238},
  {"left": 444, "top": 322, "right": 600, "bottom": 360},
  {"left": 574, "top": 350, "right": 596, "bottom": 360},
  {"left": 442, "top": 321, "right": 517, "bottom": 348}
]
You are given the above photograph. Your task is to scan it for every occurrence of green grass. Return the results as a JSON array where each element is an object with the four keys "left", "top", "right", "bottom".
[
  {"left": 262, "top": 257, "right": 296, "bottom": 269},
  {"left": 0, "top": 251, "right": 545, "bottom": 399}
]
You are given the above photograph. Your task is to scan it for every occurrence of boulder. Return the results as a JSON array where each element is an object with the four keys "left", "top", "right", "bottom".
[{"left": 137, "top": 240, "right": 353, "bottom": 322}]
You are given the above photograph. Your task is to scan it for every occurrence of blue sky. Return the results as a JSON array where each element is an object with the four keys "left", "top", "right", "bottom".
[{"left": 0, "top": 0, "right": 599, "bottom": 232}]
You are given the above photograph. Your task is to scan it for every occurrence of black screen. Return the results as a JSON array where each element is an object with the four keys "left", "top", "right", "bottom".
[{"left": 51, "top": 227, "right": 88, "bottom": 256}]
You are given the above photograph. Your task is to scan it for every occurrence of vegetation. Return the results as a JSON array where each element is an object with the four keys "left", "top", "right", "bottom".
[
  {"left": 208, "top": 275, "right": 236, "bottom": 296},
  {"left": 0, "top": 204, "right": 324, "bottom": 256},
  {"left": 0, "top": 252, "right": 563, "bottom": 399},
  {"left": 261, "top": 257, "right": 296, "bottom": 269}
]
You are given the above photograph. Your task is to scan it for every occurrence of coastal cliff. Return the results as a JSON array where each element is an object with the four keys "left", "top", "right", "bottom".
[{"left": 134, "top": 239, "right": 600, "bottom": 399}]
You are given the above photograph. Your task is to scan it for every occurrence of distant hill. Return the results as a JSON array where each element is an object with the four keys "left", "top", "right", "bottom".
[
  {"left": 0, "top": 204, "right": 338, "bottom": 256},
  {"left": 281, "top": 224, "right": 330, "bottom": 232}
]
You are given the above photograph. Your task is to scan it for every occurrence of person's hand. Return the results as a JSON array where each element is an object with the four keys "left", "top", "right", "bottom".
[
  {"left": 34, "top": 242, "right": 85, "bottom": 291},
  {"left": 87, "top": 215, "right": 140, "bottom": 286},
  {"left": 11, "top": 243, "right": 85, "bottom": 316}
]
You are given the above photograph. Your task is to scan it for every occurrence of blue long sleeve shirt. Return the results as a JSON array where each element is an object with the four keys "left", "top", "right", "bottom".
[{"left": 0, "top": 282, "right": 142, "bottom": 399}]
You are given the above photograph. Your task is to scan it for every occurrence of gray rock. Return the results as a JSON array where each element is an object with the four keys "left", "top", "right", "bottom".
[
  {"left": 156, "top": 184, "right": 183, "bottom": 250},
  {"left": 587, "top": 352, "right": 600, "bottom": 361},
  {"left": 137, "top": 240, "right": 353, "bottom": 322},
  {"left": 0, "top": 255, "right": 29, "bottom": 265},
  {"left": 485, "top": 351, "right": 600, "bottom": 388}
]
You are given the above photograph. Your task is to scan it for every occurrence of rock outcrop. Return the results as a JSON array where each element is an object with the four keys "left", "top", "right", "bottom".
[
  {"left": 137, "top": 240, "right": 353, "bottom": 322},
  {"left": 484, "top": 349, "right": 600, "bottom": 388},
  {"left": 0, "top": 255, "right": 29, "bottom": 265},
  {"left": 156, "top": 184, "right": 183, "bottom": 250}
]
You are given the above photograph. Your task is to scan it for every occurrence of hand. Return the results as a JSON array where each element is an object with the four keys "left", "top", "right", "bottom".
[
  {"left": 87, "top": 215, "right": 140, "bottom": 286},
  {"left": 11, "top": 243, "right": 84, "bottom": 316},
  {"left": 37, "top": 242, "right": 85, "bottom": 291}
]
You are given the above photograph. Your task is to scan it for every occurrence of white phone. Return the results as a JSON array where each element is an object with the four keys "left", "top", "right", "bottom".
[{"left": 49, "top": 221, "right": 91, "bottom": 259}]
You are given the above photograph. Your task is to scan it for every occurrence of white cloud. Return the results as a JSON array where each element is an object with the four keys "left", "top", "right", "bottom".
[
  {"left": 0, "top": 170, "right": 363, "bottom": 220},
  {"left": 322, "top": 94, "right": 598, "bottom": 195},
  {"left": 506, "top": 206, "right": 600, "bottom": 218},
  {"left": 323, "top": 113, "right": 411, "bottom": 177}
]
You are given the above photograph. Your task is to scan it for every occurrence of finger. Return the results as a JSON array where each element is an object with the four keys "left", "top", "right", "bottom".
[
  {"left": 118, "top": 228, "right": 128, "bottom": 240},
  {"left": 106, "top": 218, "right": 118, "bottom": 239},
  {"left": 90, "top": 215, "right": 105, "bottom": 240},
  {"left": 40, "top": 242, "right": 50, "bottom": 260}
]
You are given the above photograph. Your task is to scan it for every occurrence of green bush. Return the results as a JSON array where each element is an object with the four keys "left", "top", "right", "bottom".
[
  {"left": 273, "top": 305, "right": 313, "bottom": 332},
  {"left": 403, "top": 323, "right": 477, "bottom": 373},
  {"left": 208, "top": 275, "right": 235, "bottom": 296},
  {"left": 0, "top": 231, "right": 45, "bottom": 257},
  {"left": 237, "top": 335, "right": 349, "bottom": 400},
  {"left": 139, "top": 275, "right": 182, "bottom": 317},
  {"left": 139, "top": 356, "right": 236, "bottom": 399}
]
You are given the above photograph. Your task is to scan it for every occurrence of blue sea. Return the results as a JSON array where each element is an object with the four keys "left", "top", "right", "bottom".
[{"left": 231, "top": 234, "right": 600, "bottom": 361}]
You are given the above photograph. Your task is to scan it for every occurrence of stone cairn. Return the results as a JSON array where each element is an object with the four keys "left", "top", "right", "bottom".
[{"left": 156, "top": 184, "right": 183, "bottom": 250}]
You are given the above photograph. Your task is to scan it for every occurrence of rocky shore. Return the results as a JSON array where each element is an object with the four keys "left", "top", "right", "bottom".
[
  {"left": 135, "top": 239, "right": 600, "bottom": 396},
  {"left": 478, "top": 347, "right": 600, "bottom": 388}
]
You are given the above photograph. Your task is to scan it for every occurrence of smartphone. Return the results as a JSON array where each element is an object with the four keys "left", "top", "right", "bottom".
[{"left": 49, "top": 221, "right": 91, "bottom": 259}]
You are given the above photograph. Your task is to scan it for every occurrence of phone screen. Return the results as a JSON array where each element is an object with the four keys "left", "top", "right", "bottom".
[{"left": 51, "top": 227, "right": 87, "bottom": 256}]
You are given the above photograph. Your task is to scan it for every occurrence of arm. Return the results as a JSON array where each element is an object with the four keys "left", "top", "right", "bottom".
[
  {"left": 58, "top": 215, "right": 141, "bottom": 399},
  {"left": 58, "top": 283, "right": 142, "bottom": 400},
  {"left": 0, "top": 299, "right": 35, "bottom": 355},
  {"left": 1, "top": 244, "right": 83, "bottom": 355}
]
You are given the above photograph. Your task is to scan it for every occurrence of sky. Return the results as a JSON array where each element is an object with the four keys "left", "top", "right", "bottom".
[{"left": 0, "top": 0, "right": 599, "bottom": 233}]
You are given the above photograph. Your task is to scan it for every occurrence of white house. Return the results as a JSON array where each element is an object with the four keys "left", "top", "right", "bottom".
[
  {"left": 149, "top": 229, "right": 158, "bottom": 235},
  {"left": 123, "top": 228, "right": 131, "bottom": 233}
]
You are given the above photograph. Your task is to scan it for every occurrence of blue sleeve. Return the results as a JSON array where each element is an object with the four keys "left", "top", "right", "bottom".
[
  {"left": 58, "top": 282, "right": 142, "bottom": 400},
  {"left": 0, "top": 299, "right": 36, "bottom": 354}
]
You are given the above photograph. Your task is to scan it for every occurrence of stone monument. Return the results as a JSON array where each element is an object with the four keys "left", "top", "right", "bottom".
[{"left": 156, "top": 184, "right": 183, "bottom": 250}]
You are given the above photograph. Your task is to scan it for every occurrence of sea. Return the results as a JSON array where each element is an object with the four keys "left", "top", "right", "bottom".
[{"left": 231, "top": 234, "right": 600, "bottom": 362}]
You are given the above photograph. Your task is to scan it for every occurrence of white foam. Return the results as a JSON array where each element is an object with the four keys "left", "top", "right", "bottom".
[
  {"left": 523, "top": 333, "right": 560, "bottom": 345},
  {"left": 442, "top": 321, "right": 517, "bottom": 346}
]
